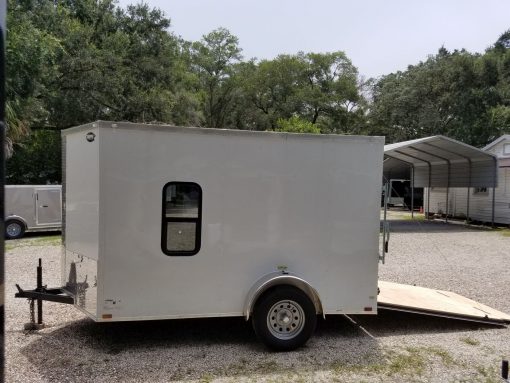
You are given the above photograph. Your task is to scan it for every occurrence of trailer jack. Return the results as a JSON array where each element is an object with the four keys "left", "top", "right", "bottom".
[{"left": 15, "top": 258, "right": 74, "bottom": 330}]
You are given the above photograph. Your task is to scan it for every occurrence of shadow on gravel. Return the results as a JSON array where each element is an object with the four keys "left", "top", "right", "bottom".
[
  {"left": 386, "top": 219, "right": 494, "bottom": 234},
  {"left": 20, "top": 315, "right": 382, "bottom": 381},
  {"left": 19, "top": 310, "right": 502, "bottom": 381}
]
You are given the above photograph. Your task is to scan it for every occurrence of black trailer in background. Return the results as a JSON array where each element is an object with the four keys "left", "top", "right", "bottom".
[{"left": 382, "top": 179, "right": 424, "bottom": 211}]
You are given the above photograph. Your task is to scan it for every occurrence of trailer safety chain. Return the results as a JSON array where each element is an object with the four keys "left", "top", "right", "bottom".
[{"left": 22, "top": 299, "right": 37, "bottom": 334}]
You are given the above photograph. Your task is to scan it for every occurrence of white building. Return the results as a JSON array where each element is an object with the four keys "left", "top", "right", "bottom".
[{"left": 424, "top": 135, "right": 510, "bottom": 224}]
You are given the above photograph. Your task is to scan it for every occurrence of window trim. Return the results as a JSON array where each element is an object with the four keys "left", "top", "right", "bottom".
[{"left": 161, "top": 181, "right": 202, "bottom": 256}]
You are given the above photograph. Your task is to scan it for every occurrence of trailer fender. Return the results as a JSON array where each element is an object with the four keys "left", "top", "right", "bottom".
[
  {"left": 5, "top": 215, "right": 28, "bottom": 228},
  {"left": 244, "top": 271, "right": 324, "bottom": 320}
]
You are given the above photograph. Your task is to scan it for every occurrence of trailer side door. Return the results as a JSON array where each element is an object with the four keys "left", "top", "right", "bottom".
[{"left": 35, "top": 188, "right": 62, "bottom": 226}]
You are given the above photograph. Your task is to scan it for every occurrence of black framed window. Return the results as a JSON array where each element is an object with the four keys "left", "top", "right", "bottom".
[{"left": 162, "top": 182, "right": 202, "bottom": 256}]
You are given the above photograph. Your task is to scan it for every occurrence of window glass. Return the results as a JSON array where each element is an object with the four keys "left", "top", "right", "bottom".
[
  {"left": 165, "top": 184, "right": 199, "bottom": 218},
  {"left": 162, "top": 182, "right": 201, "bottom": 256},
  {"left": 166, "top": 222, "right": 197, "bottom": 251}
]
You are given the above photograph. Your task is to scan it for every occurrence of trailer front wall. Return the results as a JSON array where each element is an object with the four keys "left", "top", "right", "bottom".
[
  {"left": 62, "top": 125, "right": 100, "bottom": 318},
  {"left": 90, "top": 123, "right": 383, "bottom": 321}
]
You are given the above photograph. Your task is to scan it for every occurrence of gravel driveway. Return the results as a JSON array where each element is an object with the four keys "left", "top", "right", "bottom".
[{"left": 5, "top": 215, "right": 510, "bottom": 382}]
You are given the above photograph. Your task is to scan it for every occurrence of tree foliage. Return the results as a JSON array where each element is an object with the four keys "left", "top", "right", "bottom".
[
  {"left": 236, "top": 52, "right": 363, "bottom": 133},
  {"left": 369, "top": 32, "right": 510, "bottom": 146},
  {"left": 274, "top": 116, "right": 321, "bottom": 134},
  {"left": 6, "top": 130, "right": 61, "bottom": 184},
  {"left": 191, "top": 28, "right": 242, "bottom": 129},
  {"left": 6, "top": 1, "right": 510, "bottom": 184}
]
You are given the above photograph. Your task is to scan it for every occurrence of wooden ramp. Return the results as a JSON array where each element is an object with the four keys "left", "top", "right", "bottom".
[{"left": 378, "top": 281, "right": 510, "bottom": 326}]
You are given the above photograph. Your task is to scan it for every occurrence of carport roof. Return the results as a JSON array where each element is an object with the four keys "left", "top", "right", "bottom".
[
  {"left": 385, "top": 135, "right": 496, "bottom": 164},
  {"left": 383, "top": 135, "right": 497, "bottom": 188}
]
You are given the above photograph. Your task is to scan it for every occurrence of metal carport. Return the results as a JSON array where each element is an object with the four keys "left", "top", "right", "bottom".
[{"left": 383, "top": 136, "right": 498, "bottom": 224}]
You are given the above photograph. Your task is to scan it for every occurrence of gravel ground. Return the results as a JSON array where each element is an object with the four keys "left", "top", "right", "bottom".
[{"left": 5, "top": 215, "right": 510, "bottom": 383}]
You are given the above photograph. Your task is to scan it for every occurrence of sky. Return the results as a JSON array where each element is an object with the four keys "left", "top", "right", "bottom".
[{"left": 117, "top": 0, "right": 510, "bottom": 79}]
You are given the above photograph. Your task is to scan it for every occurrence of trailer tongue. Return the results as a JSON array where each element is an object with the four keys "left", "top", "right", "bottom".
[{"left": 378, "top": 281, "right": 510, "bottom": 326}]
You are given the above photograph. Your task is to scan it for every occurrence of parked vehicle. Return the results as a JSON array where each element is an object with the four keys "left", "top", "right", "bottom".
[{"left": 5, "top": 185, "right": 62, "bottom": 239}]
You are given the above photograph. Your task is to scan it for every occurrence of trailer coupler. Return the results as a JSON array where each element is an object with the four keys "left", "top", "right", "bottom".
[{"left": 14, "top": 258, "right": 74, "bottom": 329}]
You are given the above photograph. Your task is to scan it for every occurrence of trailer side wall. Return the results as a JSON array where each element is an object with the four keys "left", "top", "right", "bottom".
[{"left": 95, "top": 122, "right": 383, "bottom": 321}]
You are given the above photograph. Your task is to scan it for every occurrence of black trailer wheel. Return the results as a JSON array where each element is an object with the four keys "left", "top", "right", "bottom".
[
  {"left": 5, "top": 219, "right": 25, "bottom": 239},
  {"left": 252, "top": 286, "right": 317, "bottom": 351}
]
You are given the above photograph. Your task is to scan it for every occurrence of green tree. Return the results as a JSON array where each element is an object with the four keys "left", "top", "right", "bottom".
[
  {"left": 191, "top": 27, "right": 242, "bottom": 129},
  {"left": 6, "top": 0, "right": 197, "bottom": 182},
  {"left": 6, "top": 130, "right": 61, "bottom": 184},
  {"left": 5, "top": 4, "right": 62, "bottom": 154},
  {"left": 274, "top": 116, "right": 320, "bottom": 134},
  {"left": 295, "top": 51, "right": 360, "bottom": 128},
  {"left": 237, "top": 56, "right": 302, "bottom": 130},
  {"left": 369, "top": 28, "right": 510, "bottom": 146},
  {"left": 237, "top": 51, "right": 364, "bottom": 133}
]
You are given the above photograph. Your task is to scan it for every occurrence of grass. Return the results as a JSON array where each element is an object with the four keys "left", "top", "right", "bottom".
[
  {"left": 5, "top": 234, "right": 62, "bottom": 251},
  {"left": 460, "top": 337, "right": 481, "bottom": 346},
  {"left": 474, "top": 366, "right": 500, "bottom": 383},
  {"left": 254, "top": 360, "right": 279, "bottom": 374},
  {"left": 425, "top": 346, "right": 456, "bottom": 366},
  {"left": 385, "top": 348, "right": 426, "bottom": 376},
  {"left": 184, "top": 346, "right": 498, "bottom": 383},
  {"left": 498, "top": 228, "right": 510, "bottom": 237},
  {"left": 332, "top": 346, "right": 458, "bottom": 379},
  {"left": 454, "top": 365, "right": 501, "bottom": 383},
  {"left": 199, "top": 374, "right": 214, "bottom": 383},
  {"left": 399, "top": 213, "right": 426, "bottom": 221},
  {"left": 332, "top": 348, "right": 426, "bottom": 377}
]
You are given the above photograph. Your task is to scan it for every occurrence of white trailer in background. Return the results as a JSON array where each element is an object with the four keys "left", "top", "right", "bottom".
[
  {"left": 58, "top": 121, "right": 384, "bottom": 350},
  {"left": 5, "top": 185, "right": 62, "bottom": 239}
]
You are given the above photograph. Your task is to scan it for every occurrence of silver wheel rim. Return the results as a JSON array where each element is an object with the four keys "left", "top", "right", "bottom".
[
  {"left": 6, "top": 222, "right": 22, "bottom": 237},
  {"left": 267, "top": 299, "right": 305, "bottom": 340}
]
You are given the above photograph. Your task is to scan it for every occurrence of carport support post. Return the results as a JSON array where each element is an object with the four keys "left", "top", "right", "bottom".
[
  {"left": 445, "top": 162, "right": 450, "bottom": 223},
  {"left": 492, "top": 187, "right": 496, "bottom": 227},
  {"left": 466, "top": 160, "right": 471, "bottom": 223},
  {"left": 491, "top": 156, "right": 497, "bottom": 227},
  {"left": 427, "top": 164, "right": 431, "bottom": 219},
  {"left": 411, "top": 165, "right": 414, "bottom": 218}
]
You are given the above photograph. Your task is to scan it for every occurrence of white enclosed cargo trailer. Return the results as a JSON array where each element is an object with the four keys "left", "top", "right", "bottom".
[
  {"left": 54, "top": 121, "right": 384, "bottom": 350},
  {"left": 5, "top": 185, "right": 62, "bottom": 239},
  {"left": 15, "top": 122, "right": 510, "bottom": 350}
]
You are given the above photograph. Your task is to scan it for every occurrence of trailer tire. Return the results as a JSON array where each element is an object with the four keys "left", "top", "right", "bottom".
[
  {"left": 5, "top": 219, "right": 25, "bottom": 239},
  {"left": 252, "top": 286, "right": 317, "bottom": 351}
]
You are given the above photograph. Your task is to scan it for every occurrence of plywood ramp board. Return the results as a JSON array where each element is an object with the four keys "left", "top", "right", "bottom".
[{"left": 378, "top": 281, "right": 510, "bottom": 325}]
